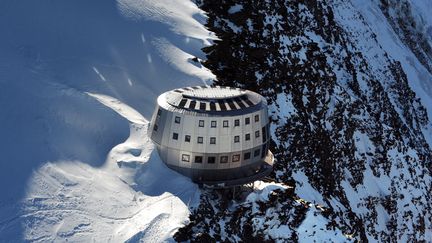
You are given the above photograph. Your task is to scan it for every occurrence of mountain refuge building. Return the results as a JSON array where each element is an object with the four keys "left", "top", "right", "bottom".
[{"left": 148, "top": 85, "right": 273, "bottom": 187}]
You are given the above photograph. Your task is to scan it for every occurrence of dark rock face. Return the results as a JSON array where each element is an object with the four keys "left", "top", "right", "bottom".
[{"left": 178, "top": 0, "right": 432, "bottom": 241}]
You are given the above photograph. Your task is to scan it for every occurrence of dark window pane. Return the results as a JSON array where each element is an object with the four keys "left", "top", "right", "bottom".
[
  {"left": 199, "top": 102, "right": 206, "bottom": 110},
  {"left": 211, "top": 121, "right": 217, "bottom": 128},
  {"left": 178, "top": 99, "right": 187, "bottom": 108},
  {"left": 195, "top": 156, "right": 203, "bottom": 163},
  {"left": 244, "top": 152, "right": 251, "bottom": 160},
  {"left": 189, "top": 100, "right": 197, "bottom": 109},
  {"left": 174, "top": 116, "right": 181, "bottom": 124},
  {"left": 227, "top": 99, "right": 236, "bottom": 109},
  {"left": 185, "top": 135, "right": 191, "bottom": 142},
  {"left": 218, "top": 100, "right": 227, "bottom": 111},
  {"left": 234, "top": 97, "right": 246, "bottom": 108},
  {"left": 234, "top": 119, "right": 240, "bottom": 126},
  {"left": 197, "top": 137, "right": 203, "bottom": 144},
  {"left": 208, "top": 157, "right": 216, "bottom": 164},
  {"left": 210, "top": 137, "right": 216, "bottom": 144},
  {"left": 255, "top": 114, "right": 259, "bottom": 122},
  {"left": 245, "top": 117, "right": 250, "bottom": 125},
  {"left": 153, "top": 124, "right": 158, "bottom": 131},
  {"left": 223, "top": 120, "right": 229, "bottom": 127},
  {"left": 220, "top": 156, "right": 228, "bottom": 163},
  {"left": 254, "top": 149, "right": 260, "bottom": 157},
  {"left": 234, "top": 136, "right": 240, "bottom": 143},
  {"left": 210, "top": 102, "right": 216, "bottom": 111},
  {"left": 199, "top": 120, "right": 204, "bottom": 127},
  {"left": 255, "top": 131, "right": 260, "bottom": 138},
  {"left": 245, "top": 133, "right": 250, "bottom": 141},
  {"left": 173, "top": 133, "right": 178, "bottom": 140},
  {"left": 157, "top": 109, "right": 162, "bottom": 116},
  {"left": 232, "top": 154, "right": 240, "bottom": 162}
]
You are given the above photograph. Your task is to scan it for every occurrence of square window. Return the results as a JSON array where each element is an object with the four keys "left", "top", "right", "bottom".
[
  {"left": 245, "top": 117, "right": 250, "bottom": 125},
  {"left": 254, "top": 149, "right": 260, "bottom": 157},
  {"left": 210, "top": 137, "right": 216, "bottom": 144},
  {"left": 255, "top": 131, "right": 260, "bottom": 138},
  {"left": 197, "top": 137, "right": 203, "bottom": 144},
  {"left": 185, "top": 135, "right": 191, "bottom": 142},
  {"left": 232, "top": 154, "right": 240, "bottom": 162},
  {"left": 223, "top": 120, "right": 229, "bottom": 127},
  {"left": 255, "top": 114, "right": 259, "bottom": 122},
  {"left": 245, "top": 133, "right": 250, "bottom": 141},
  {"left": 208, "top": 156, "right": 216, "bottom": 164},
  {"left": 173, "top": 133, "right": 178, "bottom": 140},
  {"left": 234, "top": 119, "right": 240, "bottom": 126},
  {"left": 220, "top": 156, "right": 228, "bottom": 163},
  {"left": 181, "top": 154, "right": 190, "bottom": 162},
  {"left": 195, "top": 156, "right": 203, "bottom": 163},
  {"left": 234, "top": 136, "right": 240, "bottom": 143},
  {"left": 153, "top": 124, "right": 158, "bottom": 131},
  {"left": 174, "top": 116, "right": 181, "bottom": 124},
  {"left": 199, "top": 120, "right": 204, "bottom": 127},
  {"left": 244, "top": 152, "right": 251, "bottom": 160},
  {"left": 211, "top": 121, "right": 217, "bottom": 128}
]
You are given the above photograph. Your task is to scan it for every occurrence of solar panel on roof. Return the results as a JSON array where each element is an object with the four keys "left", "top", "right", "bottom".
[
  {"left": 217, "top": 100, "right": 227, "bottom": 111},
  {"left": 199, "top": 102, "right": 206, "bottom": 110},
  {"left": 210, "top": 102, "right": 216, "bottom": 111},
  {"left": 178, "top": 99, "right": 187, "bottom": 108},
  {"left": 226, "top": 99, "right": 237, "bottom": 110},
  {"left": 189, "top": 100, "right": 197, "bottom": 109},
  {"left": 234, "top": 97, "right": 246, "bottom": 108}
]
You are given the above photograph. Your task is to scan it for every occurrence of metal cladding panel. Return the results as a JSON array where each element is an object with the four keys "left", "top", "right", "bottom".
[{"left": 149, "top": 106, "right": 166, "bottom": 145}]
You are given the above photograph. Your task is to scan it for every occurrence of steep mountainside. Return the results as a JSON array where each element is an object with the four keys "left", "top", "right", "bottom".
[{"left": 180, "top": 0, "right": 432, "bottom": 241}]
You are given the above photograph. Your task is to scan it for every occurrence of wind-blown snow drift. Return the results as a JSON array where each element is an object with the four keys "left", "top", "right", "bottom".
[{"left": 0, "top": 0, "right": 215, "bottom": 241}]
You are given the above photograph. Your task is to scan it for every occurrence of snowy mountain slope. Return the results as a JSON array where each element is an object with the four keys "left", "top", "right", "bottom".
[
  {"left": 184, "top": 0, "right": 432, "bottom": 241},
  {"left": 15, "top": 98, "right": 200, "bottom": 242},
  {"left": 175, "top": 182, "right": 351, "bottom": 242},
  {"left": 0, "top": 0, "right": 214, "bottom": 241},
  {"left": 345, "top": 0, "right": 432, "bottom": 145}
]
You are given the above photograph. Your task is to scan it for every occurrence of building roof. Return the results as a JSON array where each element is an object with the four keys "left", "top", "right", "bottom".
[{"left": 159, "top": 85, "right": 266, "bottom": 116}]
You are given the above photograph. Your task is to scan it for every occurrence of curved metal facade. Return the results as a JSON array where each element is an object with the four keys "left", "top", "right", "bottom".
[{"left": 148, "top": 85, "right": 273, "bottom": 186}]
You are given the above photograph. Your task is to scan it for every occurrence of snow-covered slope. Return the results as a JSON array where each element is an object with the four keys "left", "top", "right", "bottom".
[{"left": 0, "top": 0, "right": 214, "bottom": 241}]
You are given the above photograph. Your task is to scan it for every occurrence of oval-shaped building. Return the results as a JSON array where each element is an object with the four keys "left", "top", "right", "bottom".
[{"left": 148, "top": 85, "right": 273, "bottom": 187}]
